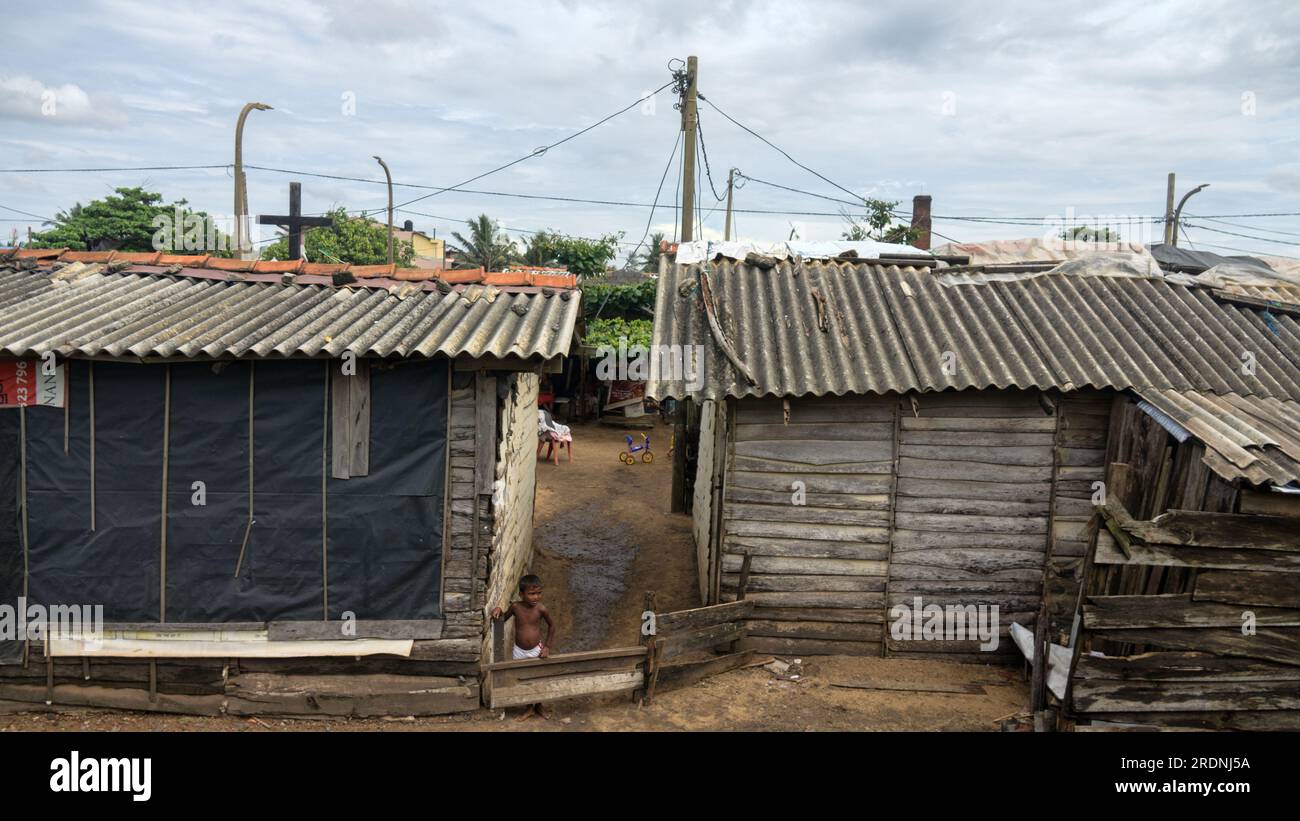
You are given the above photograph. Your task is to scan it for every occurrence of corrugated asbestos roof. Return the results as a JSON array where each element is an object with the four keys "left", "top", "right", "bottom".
[
  {"left": 648, "top": 259, "right": 1300, "bottom": 402},
  {"left": 0, "top": 261, "right": 579, "bottom": 360},
  {"left": 1137, "top": 388, "right": 1300, "bottom": 486}
]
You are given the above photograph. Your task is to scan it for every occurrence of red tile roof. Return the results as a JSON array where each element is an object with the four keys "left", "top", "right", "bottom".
[{"left": 1, "top": 248, "right": 578, "bottom": 289}]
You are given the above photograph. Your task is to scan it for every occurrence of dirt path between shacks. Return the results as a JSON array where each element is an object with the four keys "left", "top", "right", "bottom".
[{"left": 528, "top": 418, "right": 699, "bottom": 652}]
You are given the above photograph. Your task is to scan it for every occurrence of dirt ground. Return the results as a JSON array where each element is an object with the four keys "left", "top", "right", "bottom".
[{"left": 2, "top": 418, "right": 1030, "bottom": 732}]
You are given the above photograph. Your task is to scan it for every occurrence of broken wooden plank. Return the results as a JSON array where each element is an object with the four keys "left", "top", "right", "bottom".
[
  {"left": 654, "top": 650, "right": 755, "bottom": 692},
  {"left": 1089, "top": 627, "right": 1300, "bottom": 667},
  {"left": 1194, "top": 570, "right": 1300, "bottom": 609},
  {"left": 655, "top": 599, "right": 754, "bottom": 634},
  {"left": 830, "top": 680, "right": 985, "bottom": 695},
  {"left": 1083, "top": 594, "right": 1300, "bottom": 629},
  {"left": 267, "top": 620, "right": 445, "bottom": 641},
  {"left": 489, "top": 671, "right": 642, "bottom": 709},
  {"left": 482, "top": 646, "right": 645, "bottom": 672},
  {"left": 1074, "top": 651, "right": 1300, "bottom": 682},
  {"left": 1073, "top": 679, "right": 1300, "bottom": 713}
]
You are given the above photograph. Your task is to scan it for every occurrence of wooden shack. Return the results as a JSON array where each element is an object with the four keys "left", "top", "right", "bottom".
[
  {"left": 650, "top": 249, "right": 1300, "bottom": 681},
  {"left": 0, "top": 248, "right": 577, "bottom": 716}
]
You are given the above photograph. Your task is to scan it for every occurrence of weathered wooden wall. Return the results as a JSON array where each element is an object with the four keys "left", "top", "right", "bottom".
[
  {"left": 1063, "top": 392, "right": 1300, "bottom": 731},
  {"left": 481, "top": 372, "right": 540, "bottom": 667},
  {"left": 714, "top": 388, "right": 1114, "bottom": 661},
  {"left": 888, "top": 390, "right": 1055, "bottom": 661},
  {"left": 721, "top": 395, "right": 895, "bottom": 657},
  {"left": 1041, "top": 392, "right": 1112, "bottom": 640},
  {"left": 691, "top": 399, "right": 719, "bottom": 604},
  {"left": 1070, "top": 513, "right": 1300, "bottom": 730}
]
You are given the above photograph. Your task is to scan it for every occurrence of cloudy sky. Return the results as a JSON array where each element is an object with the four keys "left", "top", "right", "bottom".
[{"left": 2, "top": 0, "right": 1298, "bottom": 260}]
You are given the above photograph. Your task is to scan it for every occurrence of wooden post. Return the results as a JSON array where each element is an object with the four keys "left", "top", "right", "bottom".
[
  {"left": 736, "top": 551, "right": 752, "bottom": 601},
  {"left": 641, "top": 591, "right": 658, "bottom": 704},
  {"left": 671, "top": 400, "right": 688, "bottom": 514},
  {"left": 1163, "top": 172, "right": 1176, "bottom": 245},
  {"left": 1030, "top": 602, "right": 1048, "bottom": 721},
  {"left": 723, "top": 167, "right": 735, "bottom": 241},
  {"left": 679, "top": 56, "right": 698, "bottom": 243}
]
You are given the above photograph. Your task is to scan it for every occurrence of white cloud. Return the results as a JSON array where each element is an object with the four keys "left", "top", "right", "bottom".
[{"left": 0, "top": 75, "right": 125, "bottom": 126}]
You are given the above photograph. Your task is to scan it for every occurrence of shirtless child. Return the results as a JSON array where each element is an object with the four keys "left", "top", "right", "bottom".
[{"left": 490, "top": 574, "right": 558, "bottom": 720}]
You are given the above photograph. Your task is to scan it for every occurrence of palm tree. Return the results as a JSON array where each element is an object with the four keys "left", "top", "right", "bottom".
[
  {"left": 451, "top": 214, "right": 517, "bottom": 271},
  {"left": 638, "top": 231, "right": 666, "bottom": 272}
]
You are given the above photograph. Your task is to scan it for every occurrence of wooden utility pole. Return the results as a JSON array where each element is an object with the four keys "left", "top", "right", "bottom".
[
  {"left": 671, "top": 55, "right": 699, "bottom": 515},
  {"left": 374, "top": 155, "right": 394, "bottom": 264},
  {"left": 724, "top": 167, "right": 735, "bottom": 241},
  {"left": 1163, "top": 172, "right": 1176, "bottom": 245},
  {"left": 679, "top": 56, "right": 699, "bottom": 243}
]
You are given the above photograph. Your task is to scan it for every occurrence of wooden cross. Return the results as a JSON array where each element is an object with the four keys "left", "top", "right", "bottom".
[{"left": 258, "top": 181, "right": 332, "bottom": 260}]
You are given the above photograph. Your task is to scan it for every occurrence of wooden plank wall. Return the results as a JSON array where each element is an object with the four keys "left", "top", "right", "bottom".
[
  {"left": 481, "top": 372, "right": 540, "bottom": 665},
  {"left": 1042, "top": 391, "right": 1111, "bottom": 640},
  {"left": 1071, "top": 529, "right": 1300, "bottom": 730},
  {"left": 443, "top": 373, "right": 485, "bottom": 641},
  {"left": 722, "top": 395, "right": 895, "bottom": 657},
  {"left": 1063, "top": 393, "right": 1300, "bottom": 730},
  {"left": 691, "top": 399, "right": 717, "bottom": 605},
  {"left": 887, "top": 390, "right": 1055, "bottom": 662}
]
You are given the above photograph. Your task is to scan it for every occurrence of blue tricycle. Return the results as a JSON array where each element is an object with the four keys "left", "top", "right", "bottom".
[{"left": 619, "top": 433, "right": 654, "bottom": 465}]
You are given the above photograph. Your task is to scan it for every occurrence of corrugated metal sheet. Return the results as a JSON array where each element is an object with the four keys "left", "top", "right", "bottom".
[
  {"left": 649, "top": 260, "right": 1300, "bottom": 402},
  {"left": 0, "top": 262, "right": 579, "bottom": 360},
  {"left": 1137, "top": 388, "right": 1300, "bottom": 486}
]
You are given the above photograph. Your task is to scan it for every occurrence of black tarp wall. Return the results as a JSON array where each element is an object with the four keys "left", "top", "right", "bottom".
[{"left": 6, "top": 357, "right": 447, "bottom": 630}]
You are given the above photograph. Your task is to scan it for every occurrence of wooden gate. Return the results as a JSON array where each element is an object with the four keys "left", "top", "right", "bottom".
[
  {"left": 485, "top": 646, "right": 647, "bottom": 709},
  {"left": 485, "top": 570, "right": 756, "bottom": 709},
  {"left": 641, "top": 596, "right": 755, "bottom": 704}
]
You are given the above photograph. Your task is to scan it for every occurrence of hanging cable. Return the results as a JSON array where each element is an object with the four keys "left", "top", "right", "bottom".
[
  {"left": 624, "top": 131, "right": 683, "bottom": 268},
  {"left": 390, "top": 81, "right": 674, "bottom": 212}
]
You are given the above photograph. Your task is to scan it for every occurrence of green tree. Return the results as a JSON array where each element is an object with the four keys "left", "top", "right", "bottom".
[
  {"left": 637, "top": 231, "right": 666, "bottom": 272},
  {"left": 1059, "top": 225, "right": 1121, "bottom": 243},
  {"left": 451, "top": 214, "right": 517, "bottom": 272},
  {"left": 518, "top": 228, "right": 621, "bottom": 279},
  {"left": 261, "top": 208, "right": 414, "bottom": 265},
  {"left": 30, "top": 187, "right": 232, "bottom": 254},
  {"left": 840, "top": 199, "right": 918, "bottom": 245}
]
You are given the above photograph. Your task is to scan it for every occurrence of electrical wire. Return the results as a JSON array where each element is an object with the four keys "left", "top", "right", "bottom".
[
  {"left": 623, "top": 131, "right": 682, "bottom": 267},
  {"left": 695, "top": 116, "right": 727, "bottom": 201},
  {"left": 1186, "top": 216, "right": 1300, "bottom": 238},
  {"left": 389, "top": 80, "right": 674, "bottom": 212},
  {"left": 698, "top": 91, "right": 866, "bottom": 205},
  {"left": 0, "top": 203, "right": 54, "bottom": 222},
  {"left": 1180, "top": 221, "right": 1300, "bottom": 246}
]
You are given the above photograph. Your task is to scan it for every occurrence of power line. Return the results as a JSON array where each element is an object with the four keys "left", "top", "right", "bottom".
[
  {"left": 695, "top": 116, "right": 727, "bottom": 202},
  {"left": 0, "top": 203, "right": 54, "bottom": 222},
  {"left": 0, "top": 164, "right": 230, "bottom": 174},
  {"left": 396, "top": 207, "right": 643, "bottom": 249},
  {"left": 388, "top": 80, "right": 675, "bottom": 212},
  {"left": 1180, "top": 239, "right": 1300, "bottom": 260},
  {"left": 1181, "top": 221, "right": 1300, "bottom": 247},
  {"left": 1184, "top": 214, "right": 1300, "bottom": 239},
  {"left": 698, "top": 91, "right": 866, "bottom": 204}
]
